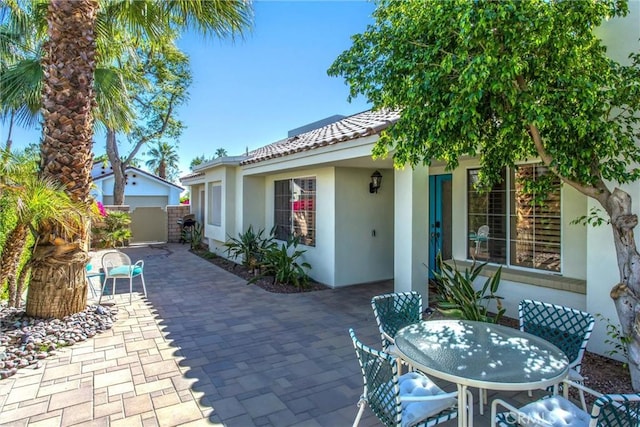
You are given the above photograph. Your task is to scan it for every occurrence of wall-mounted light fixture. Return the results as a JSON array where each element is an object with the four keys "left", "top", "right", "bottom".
[{"left": 369, "top": 170, "right": 382, "bottom": 194}]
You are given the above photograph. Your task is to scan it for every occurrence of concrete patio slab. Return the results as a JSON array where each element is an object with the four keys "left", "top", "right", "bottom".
[{"left": 0, "top": 243, "right": 552, "bottom": 426}]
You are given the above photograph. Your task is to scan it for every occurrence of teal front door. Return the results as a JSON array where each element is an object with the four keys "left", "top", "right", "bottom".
[{"left": 428, "top": 174, "right": 452, "bottom": 278}]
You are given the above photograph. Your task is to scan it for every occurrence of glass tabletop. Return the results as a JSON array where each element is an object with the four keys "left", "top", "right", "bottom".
[{"left": 395, "top": 319, "right": 569, "bottom": 391}]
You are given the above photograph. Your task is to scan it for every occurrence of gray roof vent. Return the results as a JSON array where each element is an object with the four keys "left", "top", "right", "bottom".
[{"left": 287, "top": 115, "right": 346, "bottom": 137}]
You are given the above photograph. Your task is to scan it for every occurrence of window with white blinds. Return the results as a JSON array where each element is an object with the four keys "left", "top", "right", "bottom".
[
  {"left": 274, "top": 177, "right": 316, "bottom": 246},
  {"left": 467, "top": 164, "right": 561, "bottom": 272},
  {"left": 208, "top": 183, "right": 222, "bottom": 226}
]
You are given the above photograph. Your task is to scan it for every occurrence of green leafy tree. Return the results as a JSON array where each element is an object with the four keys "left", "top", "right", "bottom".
[
  {"left": 215, "top": 147, "right": 228, "bottom": 158},
  {"left": 145, "top": 141, "right": 180, "bottom": 180},
  {"left": 329, "top": 0, "right": 640, "bottom": 388},
  {"left": 106, "top": 36, "right": 191, "bottom": 204}
]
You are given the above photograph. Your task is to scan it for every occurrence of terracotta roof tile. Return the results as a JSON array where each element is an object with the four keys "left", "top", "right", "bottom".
[
  {"left": 240, "top": 109, "right": 400, "bottom": 165},
  {"left": 180, "top": 171, "right": 205, "bottom": 181}
]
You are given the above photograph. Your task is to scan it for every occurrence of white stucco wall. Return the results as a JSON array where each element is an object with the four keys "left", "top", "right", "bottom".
[
  {"left": 197, "top": 165, "right": 237, "bottom": 256},
  {"left": 264, "top": 167, "right": 337, "bottom": 287},
  {"left": 394, "top": 166, "right": 430, "bottom": 301},
  {"left": 334, "top": 167, "right": 395, "bottom": 286},
  {"left": 240, "top": 174, "right": 266, "bottom": 237}
]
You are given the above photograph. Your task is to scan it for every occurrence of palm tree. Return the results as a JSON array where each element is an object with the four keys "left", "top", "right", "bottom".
[
  {"left": 215, "top": 147, "right": 228, "bottom": 158},
  {"left": 1, "top": 0, "right": 253, "bottom": 318},
  {"left": 145, "top": 142, "right": 180, "bottom": 180}
]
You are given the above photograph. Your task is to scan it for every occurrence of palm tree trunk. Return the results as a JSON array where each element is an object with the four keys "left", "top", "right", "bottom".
[
  {"left": 158, "top": 162, "right": 166, "bottom": 179},
  {"left": 0, "top": 224, "right": 29, "bottom": 307},
  {"left": 27, "top": 0, "right": 98, "bottom": 318}
]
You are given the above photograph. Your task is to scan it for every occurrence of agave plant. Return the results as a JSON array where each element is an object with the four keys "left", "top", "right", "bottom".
[{"left": 432, "top": 253, "right": 505, "bottom": 323}]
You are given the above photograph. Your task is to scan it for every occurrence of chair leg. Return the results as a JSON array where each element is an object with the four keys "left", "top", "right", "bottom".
[
  {"left": 352, "top": 398, "right": 366, "bottom": 427},
  {"left": 140, "top": 274, "right": 147, "bottom": 298},
  {"left": 478, "top": 388, "right": 486, "bottom": 415},
  {"left": 112, "top": 278, "right": 117, "bottom": 297},
  {"left": 129, "top": 277, "right": 133, "bottom": 303},
  {"left": 98, "top": 277, "right": 108, "bottom": 304}
]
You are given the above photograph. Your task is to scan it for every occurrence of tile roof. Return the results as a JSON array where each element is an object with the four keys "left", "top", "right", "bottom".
[
  {"left": 180, "top": 171, "right": 205, "bottom": 181},
  {"left": 240, "top": 109, "right": 400, "bottom": 165},
  {"left": 93, "top": 165, "right": 184, "bottom": 190}
]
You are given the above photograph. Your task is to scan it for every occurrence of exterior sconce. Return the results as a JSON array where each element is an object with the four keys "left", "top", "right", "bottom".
[{"left": 369, "top": 170, "right": 382, "bottom": 194}]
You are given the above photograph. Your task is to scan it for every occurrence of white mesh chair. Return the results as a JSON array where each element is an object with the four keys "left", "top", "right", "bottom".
[
  {"left": 99, "top": 251, "right": 146, "bottom": 304},
  {"left": 520, "top": 299, "right": 595, "bottom": 408},
  {"left": 492, "top": 379, "right": 640, "bottom": 427},
  {"left": 349, "top": 328, "right": 471, "bottom": 427},
  {"left": 371, "top": 292, "right": 423, "bottom": 373}
]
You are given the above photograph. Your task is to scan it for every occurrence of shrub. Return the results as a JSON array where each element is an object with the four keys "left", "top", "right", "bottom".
[
  {"left": 224, "top": 226, "right": 276, "bottom": 269},
  {"left": 189, "top": 222, "right": 204, "bottom": 250},
  {"left": 432, "top": 253, "right": 505, "bottom": 323},
  {"left": 92, "top": 211, "right": 132, "bottom": 248},
  {"left": 256, "top": 237, "right": 312, "bottom": 289}
]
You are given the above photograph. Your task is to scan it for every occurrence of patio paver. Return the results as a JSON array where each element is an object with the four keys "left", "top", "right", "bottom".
[{"left": 0, "top": 243, "right": 549, "bottom": 426}]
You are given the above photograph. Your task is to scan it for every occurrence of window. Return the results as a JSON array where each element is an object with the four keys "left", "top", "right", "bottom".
[
  {"left": 274, "top": 177, "right": 316, "bottom": 246},
  {"left": 208, "top": 183, "right": 222, "bottom": 226},
  {"left": 467, "top": 164, "right": 561, "bottom": 272}
]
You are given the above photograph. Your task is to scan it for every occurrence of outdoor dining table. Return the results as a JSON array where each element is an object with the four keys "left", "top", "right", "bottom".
[{"left": 394, "top": 319, "right": 570, "bottom": 427}]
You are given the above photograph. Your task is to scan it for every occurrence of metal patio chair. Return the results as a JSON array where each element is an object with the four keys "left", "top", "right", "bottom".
[
  {"left": 474, "top": 225, "right": 489, "bottom": 257},
  {"left": 99, "top": 250, "right": 146, "bottom": 304},
  {"left": 492, "top": 379, "right": 640, "bottom": 427},
  {"left": 371, "top": 291, "right": 423, "bottom": 372},
  {"left": 519, "top": 299, "right": 595, "bottom": 408},
  {"left": 349, "top": 328, "right": 469, "bottom": 427}
]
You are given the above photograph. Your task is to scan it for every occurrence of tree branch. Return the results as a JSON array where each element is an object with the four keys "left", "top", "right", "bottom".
[
  {"left": 515, "top": 75, "right": 611, "bottom": 204},
  {"left": 124, "top": 91, "right": 178, "bottom": 165}
]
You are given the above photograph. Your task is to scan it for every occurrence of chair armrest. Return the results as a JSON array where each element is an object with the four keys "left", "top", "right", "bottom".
[
  {"left": 560, "top": 379, "right": 602, "bottom": 401},
  {"left": 400, "top": 391, "right": 458, "bottom": 403},
  {"left": 591, "top": 392, "right": 640, "bottom": 421},
  {"left": 381, "top": 331, "right": 395, "bottom": 344},
  {"left": 491, "top": 398, "right": 523, "bottom": 427},
  {"left": 134, "top": 260, "right": 144, "bottom": 269}
]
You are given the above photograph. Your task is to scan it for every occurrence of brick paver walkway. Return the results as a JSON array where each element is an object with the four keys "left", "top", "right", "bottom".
[{"left": 0, "top": 244, "right": 538, "bottom": 426}]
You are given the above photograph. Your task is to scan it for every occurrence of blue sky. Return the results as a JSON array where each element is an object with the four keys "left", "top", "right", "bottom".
[{"left": 0, "top": 0, "right": 375, "bottom": 179}]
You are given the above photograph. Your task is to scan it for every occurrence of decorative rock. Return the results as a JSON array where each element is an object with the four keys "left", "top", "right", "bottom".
[{"left": 0, "top": 304, "right": 117, "bottom": 380}]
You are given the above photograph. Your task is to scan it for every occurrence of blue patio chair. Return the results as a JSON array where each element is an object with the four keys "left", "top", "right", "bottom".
[
  {"left": 349, "top": 328, "right": 469, "bottom": 427},
  {"left": 371, "top": 291, "right": 423, "bottom": 372},
  {"left": 98, "top": 250, "right": 146, "bottom": 304},
  {"left": 519, "top": 299, "right": 595, "bottom": 408},
  {"left": 491, "top": 379, "right": 640, "bottom": 427}
]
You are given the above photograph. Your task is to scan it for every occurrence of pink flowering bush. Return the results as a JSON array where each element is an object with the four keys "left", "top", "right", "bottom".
[{"left": 96, "top": 201, "right": 107, "bottom": 217}]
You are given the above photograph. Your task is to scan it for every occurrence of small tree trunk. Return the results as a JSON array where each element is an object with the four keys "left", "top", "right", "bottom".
[
  {"left": 26, "top": 246, "right": 89, "bottom": 318},
  {"left": 15, "top": 264, "right": 31, "bottom": 308},
  {"left": 0, "top": 224, "right": 29, "bottom": 306},
  {"left": 605, "top": 188, "right": 640, "bottom": 390},
  {"left": 106, "top": 129, "right": 126, "bottom": 205}
]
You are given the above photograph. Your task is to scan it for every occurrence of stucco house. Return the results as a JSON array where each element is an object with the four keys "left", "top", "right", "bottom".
[
  {"left": 181, "top": 7, "right": 639, "bottom": 358},
  {"left": 91, "top": 162, "right": 183, "bottom": 209}
]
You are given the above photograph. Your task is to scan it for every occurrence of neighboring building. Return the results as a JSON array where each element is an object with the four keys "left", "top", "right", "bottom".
[
  {"left": 91, "top": 162, "right": 183, "bottom": 210},
  {"left": 181, "top": 6, "right": 639, "bottom": 358}
]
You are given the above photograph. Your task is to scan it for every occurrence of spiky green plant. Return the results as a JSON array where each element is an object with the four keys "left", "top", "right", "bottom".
[{"left": 432, "top": 253, "right": 505, "bottom": 323}]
